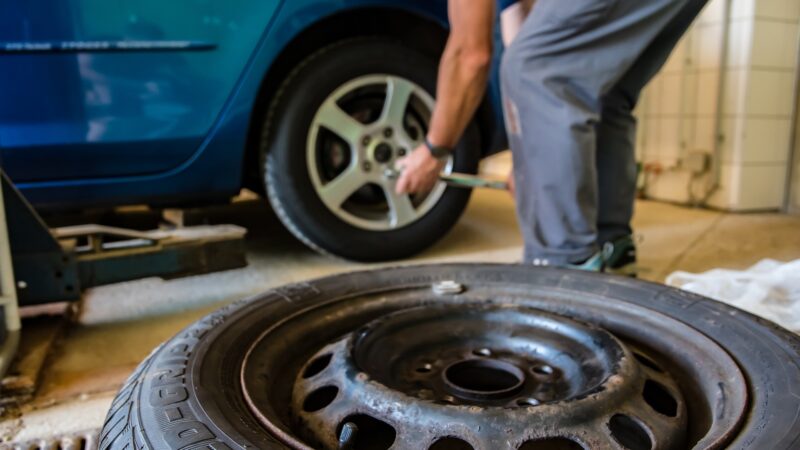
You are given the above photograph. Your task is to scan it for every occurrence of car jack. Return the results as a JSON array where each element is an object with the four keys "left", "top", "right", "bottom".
[{"left": 2, "top": 171, "right": 247, "bottom": 306}]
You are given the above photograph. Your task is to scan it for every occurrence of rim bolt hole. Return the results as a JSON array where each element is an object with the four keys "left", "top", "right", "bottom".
[
  {"left": 302, "top": 385, "right": 338, "bottom": 412},
  {"left": 472, "top": 348, "right": 492, "bottom": 357},
  {"left": 416, "top": 364, "right": 433, "bottom": 374},
  {"left": 362, "top": 136, "right": 372, "bottom": 146},
  {"left": 362, "top": 162, "right": 372, "bottom": 172},
  {"left": 516, "top": 398, "right": 540, "bottom": 407},
  {"left": 532, "top": 365, "right": 554, "bottom": 376},
  {"left": 398, "top": 148, "right": 406, "bottom": 157},
  {"left": 384, "top": 127, "right": 393, "bottom": 138},
  {"left": 303, "top": 353, "right": 333, "bottom": 379}
]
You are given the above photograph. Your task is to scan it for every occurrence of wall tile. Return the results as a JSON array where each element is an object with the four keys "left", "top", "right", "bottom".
[
  {"left": 646, "top": 170, "right": 693, "bottom": 204},
  {"left": 745, "top": 70, "right": 795, "bottom": 116},
  {"left": 682, "top": 73, "right": 699, "bottom": 115},
  {"left": 755, "top": 0, "right": 800, "bottom": 21},
  {"left": 723, "top": 68, "right": 747, "bottom": 115},
  {"left": 635, "top": 1, "right": 798, "bottom": 211},
  {"left": 658, "top": 118, "right": 683, "bottom": 158},
  {"left": 750, "top": 19, "right": 799, "bottom": 69},
  {"left": 699, "top": 0, "right": 727, "bottom": 24},
  {"left": 660, "top": 73, "right": 683, "bottom": 116},
  {"left": 706, "top": 163, "right": 741, "bottom": 209},
  {"left": 719, "top": 117, "right": 741, "bottom": 162},
  {"left": 692, "top": 117, "right": 717, "bottom": 151},
  {"left": 697, "top": 70, "right": 721, "bottom": 115},
  {"left": 645, "top": 74, "right": 665, "bottom": 117},
  {"left": 694, "top": 23, "right": 724, "bottom": 69},
  {"left": 739, "top": 118, "right": 793, "bottom": 163},
  {"left": 663, "top": 35, "right": 690, "bottom": 74},
  {"left": 735, "top": 164, "right": 788, "bottom": 209}
]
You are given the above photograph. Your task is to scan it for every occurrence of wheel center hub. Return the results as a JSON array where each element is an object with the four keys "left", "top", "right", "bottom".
[
  {"left": 373, "top": 142, "right": 393, "bottom": 163},
  {"left": 442, "top": 358, "right": 525, "bottom": 401},
  {"left": 348, "top": 305, "right": 626, "bottom": 407}
]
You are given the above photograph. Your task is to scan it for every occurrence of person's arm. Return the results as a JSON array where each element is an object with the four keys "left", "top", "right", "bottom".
[{"left": 395, "top": 0, "right": 495, "bottom": 194}]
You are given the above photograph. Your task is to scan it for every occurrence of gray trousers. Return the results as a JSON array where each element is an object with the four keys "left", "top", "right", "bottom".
[{"left": 501, "top": 0, "right": 708, "bottom": 265}]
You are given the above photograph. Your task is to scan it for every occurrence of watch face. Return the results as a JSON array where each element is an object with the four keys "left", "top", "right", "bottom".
[
  {"left": 431, "top": 147, "right": 450, "bottom": 158},
  {"left": 426, "top": 140, "right": 451, "bottom": 159}
]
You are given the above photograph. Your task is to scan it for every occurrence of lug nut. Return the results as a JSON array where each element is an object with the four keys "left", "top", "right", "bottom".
[
  {"left": 362, "top": 136, "right": 372, "bottom": 146},
  {"left": 383, "top": 127, "right": 393, "bottom": 138},
  {"left": 362, "top": 162, "right": 372, "bottom": 172},
  {"left": 398, "top": 148, "right": 406, "bottom": 157}
]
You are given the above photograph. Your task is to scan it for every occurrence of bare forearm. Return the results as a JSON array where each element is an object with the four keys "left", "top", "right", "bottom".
[
  {"left": 427, "top": 0, "right": 495, "bottom": 149},
  {"left": 427, "top": 44, "right": 491, "bottom": 148},
  {"left": 395, "top": 0, "right": 493, "bottom": 195}
]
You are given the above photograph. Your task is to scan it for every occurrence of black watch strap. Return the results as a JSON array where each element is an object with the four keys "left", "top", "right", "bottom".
[{"left": 424, "top": 137, "right": 452, "bottom": 159}]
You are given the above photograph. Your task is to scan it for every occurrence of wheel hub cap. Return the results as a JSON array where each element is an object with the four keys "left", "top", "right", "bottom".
[{"left": 372, "top": 142, "right": 393, "bottom": 163}]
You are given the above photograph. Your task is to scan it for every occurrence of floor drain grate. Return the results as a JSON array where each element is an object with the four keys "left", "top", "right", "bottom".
[{"left": 11, "top": 429, "right": 98, "bottom": 450}]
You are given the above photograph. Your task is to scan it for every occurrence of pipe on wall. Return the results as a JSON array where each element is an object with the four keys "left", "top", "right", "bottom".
[
  {"left": 784, "top": 17, "right": 800, "bottom": 214},
  {"left": 698, "top": 0, "right": 732, "bottom": 207}
]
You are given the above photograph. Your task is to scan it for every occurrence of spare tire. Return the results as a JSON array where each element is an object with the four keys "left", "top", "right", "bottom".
[{"left": 98, "top": 264, "right": 800, "bottom": 449}]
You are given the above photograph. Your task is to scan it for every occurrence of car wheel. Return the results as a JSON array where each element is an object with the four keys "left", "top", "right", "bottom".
[
  {"left": 99, "top": 264, "right": 800, "bottom": 450},
  {"left": 261, "top": 39, "right": 480, "bottom": 262}
]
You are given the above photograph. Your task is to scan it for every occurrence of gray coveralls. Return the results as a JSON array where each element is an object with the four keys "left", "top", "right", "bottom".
[{"left": 501, "top": 0, "right": 708, "bottom": 265}]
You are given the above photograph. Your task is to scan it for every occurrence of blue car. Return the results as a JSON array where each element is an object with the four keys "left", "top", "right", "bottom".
[{"left": 0, "top": 0, "right": 506, "bottom": 261}]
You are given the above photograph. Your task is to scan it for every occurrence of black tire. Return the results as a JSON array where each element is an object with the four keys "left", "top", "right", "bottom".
[
  {"left": 98, "top": 264, "right": 800, "bottom": 450},
  {"left": 262, "top": 39, "right": 481, "bottom": 262}
]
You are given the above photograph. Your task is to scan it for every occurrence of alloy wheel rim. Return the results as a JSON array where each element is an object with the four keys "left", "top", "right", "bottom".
[{"left": 306, "top": 74, "right": 453, "bottom": 231}]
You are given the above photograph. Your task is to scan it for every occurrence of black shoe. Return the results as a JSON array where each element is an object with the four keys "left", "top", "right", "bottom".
[{"left": 602, "top": 235, "right": 637, "bottom": 277}]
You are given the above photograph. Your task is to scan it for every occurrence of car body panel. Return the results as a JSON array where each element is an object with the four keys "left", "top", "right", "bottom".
[
  {"left": 0, "top": 0, "right": 506, "bottom": 209},
  {"left": 1, "top": 0, "right": 284, "bottom": 182}
]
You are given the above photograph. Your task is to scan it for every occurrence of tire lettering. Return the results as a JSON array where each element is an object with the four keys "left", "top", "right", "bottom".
[
  {"left": 163, "top": 420, "right": 215, "bottom": 448},
  {"left": 169, "top": 342, "right": 192, "bottom": 357},
  {"left": 150, "top": 385, "right": 188, "bottom": 407},
  {"left": 153, "top": 366, "right": 186, "bottom": 387},
  {"left": 164, "top": 405, "right": 184, "bottom": 422}
]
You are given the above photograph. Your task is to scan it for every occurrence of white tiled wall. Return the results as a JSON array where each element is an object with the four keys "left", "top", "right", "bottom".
[{"left": 637, "top": 0, "right": 800, "bottom": 211}]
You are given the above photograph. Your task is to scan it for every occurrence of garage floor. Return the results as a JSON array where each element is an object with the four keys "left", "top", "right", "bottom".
[{"left": 3, "top": 156, "right": 800, "bottom": 445}]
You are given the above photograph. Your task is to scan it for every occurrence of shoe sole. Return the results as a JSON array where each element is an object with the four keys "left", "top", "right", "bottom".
[{"left": 605, "top": 263, "right": 638, "bottom": 278}]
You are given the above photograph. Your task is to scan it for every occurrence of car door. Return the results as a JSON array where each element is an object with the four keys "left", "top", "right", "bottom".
[{"left": 0, "top": 0, "right": 282, "bottom": 182}]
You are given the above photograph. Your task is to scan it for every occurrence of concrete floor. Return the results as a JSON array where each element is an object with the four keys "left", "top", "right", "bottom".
[{"left": 3, "top": 160, "right": 800, "bottom": 444}]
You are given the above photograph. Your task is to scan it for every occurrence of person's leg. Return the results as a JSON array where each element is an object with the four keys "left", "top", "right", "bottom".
[
  {"left": 501, "top": 0, "right": 707, "bottom": 265},
  {"left": 596, "top": 0, "right": 711, "bottom": 245}
]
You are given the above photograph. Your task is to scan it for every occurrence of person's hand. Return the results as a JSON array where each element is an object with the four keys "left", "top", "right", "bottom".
[{"left": 395, "top": 144, "right": 447, "bottom": 194}]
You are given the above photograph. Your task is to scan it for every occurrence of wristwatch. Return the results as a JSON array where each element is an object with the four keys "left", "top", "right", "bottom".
[{"left": 424, "top": 137, "right": 452, "bottom": 160}]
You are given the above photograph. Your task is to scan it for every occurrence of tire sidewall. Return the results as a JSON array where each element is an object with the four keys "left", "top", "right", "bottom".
[{"left": 116, "top": 265, "right": 800, "bottom": 450}]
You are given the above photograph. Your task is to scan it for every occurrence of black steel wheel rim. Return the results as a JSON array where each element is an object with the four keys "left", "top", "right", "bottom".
[{"left": 236, "top": 268, "right": 749, "bottom": 450}]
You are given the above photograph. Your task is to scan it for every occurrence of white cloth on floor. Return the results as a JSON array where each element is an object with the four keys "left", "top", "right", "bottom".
[{"left": 666, "top": 259, "right": 800, "bottom": 333}]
